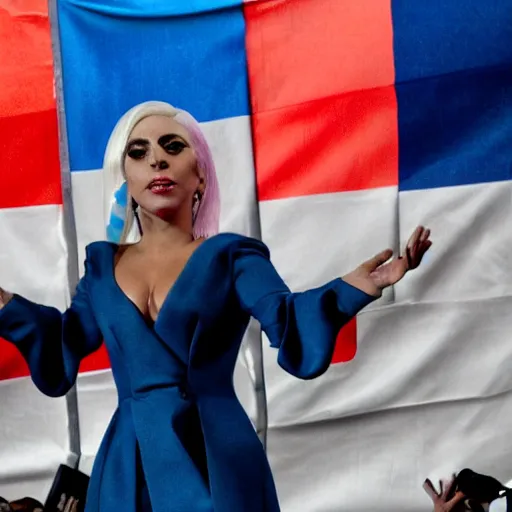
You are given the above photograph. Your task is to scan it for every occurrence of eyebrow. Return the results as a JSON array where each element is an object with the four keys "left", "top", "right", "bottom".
[
  {"left": 126, "top": 133, "right": 188, "bottom": 148},
  {"left": 126, "top": 138, "right": 149, "bottom": 147},
  {"left": 158, "top": 133, "right": 188, "bottom": 146}
]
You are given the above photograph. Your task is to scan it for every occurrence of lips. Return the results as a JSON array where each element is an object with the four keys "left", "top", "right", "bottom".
[{"left": 148, "top": 177, "right": 176, "bottom": 194}]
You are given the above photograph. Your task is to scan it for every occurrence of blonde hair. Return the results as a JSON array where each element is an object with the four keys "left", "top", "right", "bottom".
[{"left": 103, "top": 101, "right": 220, "bottom": 243}]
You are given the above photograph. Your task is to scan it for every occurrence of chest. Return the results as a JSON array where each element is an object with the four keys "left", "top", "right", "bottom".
[
  {"left": 114, "top": 250, "right": 195, "bottom": 323},
  {"left": 86, "top": 238, "right": 250, "bottom": 368}
]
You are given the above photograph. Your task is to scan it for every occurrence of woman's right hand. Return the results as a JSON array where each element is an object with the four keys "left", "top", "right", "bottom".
[
  {"left": 0, "top": 288, "right": 13, "bottom": 309},
  {"left": 424, "top": 476, "right": 466, "bottom": 511},
  {"left": 342, "top": 225, "right": 432, "bottom": 298}
]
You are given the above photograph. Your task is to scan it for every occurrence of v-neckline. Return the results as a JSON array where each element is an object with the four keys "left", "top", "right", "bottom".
[{"left": 106, "top": 236, "right": 215, "bottom": 328}]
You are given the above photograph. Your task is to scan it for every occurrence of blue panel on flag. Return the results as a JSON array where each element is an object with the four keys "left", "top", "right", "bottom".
[
  {"left": 58, "top": 0, "right": 248, "bottom": 171},
  {"left": 392, "top": 0, "right": 512, "bottom": 83},
  {"left": 63, "top": 0, "right": 242, "bottom": 17},
  {"left": 397, "top": 66, "right": 512, "bottom": 191}
]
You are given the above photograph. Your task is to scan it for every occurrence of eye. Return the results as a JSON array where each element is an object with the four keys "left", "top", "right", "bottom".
[
  {"left": 127, "top": 147, "right": 146, "bottom": 160},
  {"left": 164, "top": 141, "right": 186, "bottom": 154}
]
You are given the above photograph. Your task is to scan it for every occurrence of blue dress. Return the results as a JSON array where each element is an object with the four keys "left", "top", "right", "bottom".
[{"left": 0, "top": 233, "right": 375, "bottom": 511}]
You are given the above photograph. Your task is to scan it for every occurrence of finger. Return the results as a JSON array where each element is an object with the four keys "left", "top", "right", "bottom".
[
  {"left": 419, "top": 228, "right": 431, "bottom": 243},
  {"left": 408, "top": 227, "right": 428, "bottom": 252},
  {"left": 406, "top": 246, "right": 413, "bottom": 269},
  {"left": 423, "top": 479, "right": 440, "bottom": 500},
  {"left": 362, "top": 249, "right": 393, "bottom": 272},
  {"left": 444, "top": 475, "right": 458, "bottom": 499},
  {"left": 446, "top": 491, "right": 466, "bottom": 507},
  {"left": 408, "top": 238, "right": 432, "bottom": 269},
  {"left": 403, "top": 227, "right": 423, "bottom": 263},
  {"left": 407, "top": 225, "right": 424, "bottom": 248},
  {"left": 420, "top": 240, "right": 433, "bottom": 256},
  {"left": 414, "top": 240, "right": 432, "bottom": 264},
  {"left": 440, "top": 476, "right": 456, "bottom": 500}
]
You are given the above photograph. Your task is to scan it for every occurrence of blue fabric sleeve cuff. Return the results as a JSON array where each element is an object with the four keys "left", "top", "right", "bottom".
[
  {"left": 333, "top": 278, "right": 378, "bottom": 317},
  {"left": 0, "top": 294, "right": 32, "bottom": 339}
]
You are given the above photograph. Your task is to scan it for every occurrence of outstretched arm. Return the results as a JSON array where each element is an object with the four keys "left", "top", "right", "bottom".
[
  {"left": 0, "top": 262, "right": 102, "bottom": 397},
  {"left": 233, "top": 227, "right": 431, "bottom": 379}
]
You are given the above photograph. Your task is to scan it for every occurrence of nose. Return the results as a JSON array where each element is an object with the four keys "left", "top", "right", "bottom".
[
  {"left": 150, "top": 159, "right": 169, "bottom": 170},
  {"left": 148, "top": 147, "right": 169, "bottom": 171}
]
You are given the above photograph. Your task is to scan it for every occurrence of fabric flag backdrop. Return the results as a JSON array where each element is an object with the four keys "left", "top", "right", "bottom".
[{"left": 1, "top": 0, "right": 512, "bottom": 509}]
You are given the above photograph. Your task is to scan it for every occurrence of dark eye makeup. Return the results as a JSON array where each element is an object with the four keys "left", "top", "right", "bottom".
[
  {"left": 126, "top": 134, "right": 188, "bottom": 160},
  {"left": 127, "top": 147, "right": 147, "bottom": 159},
  {"left": 164, "top": 140, "right": 186, "bottom": 153}
]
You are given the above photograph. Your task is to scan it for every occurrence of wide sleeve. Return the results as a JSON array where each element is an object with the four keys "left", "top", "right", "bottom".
[
  {"left": 233, "top": 239, "right": 377, "bottom": 379},
  {"left": 0, "top": 261, "right": 102, "bottom": 397}
]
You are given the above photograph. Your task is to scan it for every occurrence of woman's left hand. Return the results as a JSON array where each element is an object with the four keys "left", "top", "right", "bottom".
[{"left": 342, "top": 225, "right": 432, "bottom": 297}]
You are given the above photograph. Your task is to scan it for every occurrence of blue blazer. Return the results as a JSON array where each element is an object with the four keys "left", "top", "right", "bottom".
[{"left": 0, "top": 233, "right": 375, "bottom": 512}]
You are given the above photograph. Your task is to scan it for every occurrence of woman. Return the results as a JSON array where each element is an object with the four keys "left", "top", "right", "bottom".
[{"left": 0, "top": 101, "right": 431, "bottom": 511}]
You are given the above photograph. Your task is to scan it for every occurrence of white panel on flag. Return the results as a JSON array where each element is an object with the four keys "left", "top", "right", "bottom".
[
  {"left": 0, "top": 205, "right": 69, "bottom": 307},
  {"left": 396, "top": 181, "right": 512, "bottom": 303},
  {"left": 75, "top": 370, "right": 117, "bottom": 476},
  {"left": 263, "top": 295, "right": 512, "bottom": 428},
  {"left": 259, "top": 187, "right": 397, "bottom": 300},
  {"left": 268, "top": 381, "right": 512, "bottom": 511},
  {"left": 0, "top": 378, "right": 76, "bottom": 502}
]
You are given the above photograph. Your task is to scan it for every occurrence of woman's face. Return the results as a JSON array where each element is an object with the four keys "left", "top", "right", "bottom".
[{"left": 124, "top": 114, "right": 203, "bottom": 221}]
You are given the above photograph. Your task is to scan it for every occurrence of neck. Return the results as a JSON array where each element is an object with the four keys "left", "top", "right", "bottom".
[{"left": 137, "top": 209, "right": 195, "bottom": 251}]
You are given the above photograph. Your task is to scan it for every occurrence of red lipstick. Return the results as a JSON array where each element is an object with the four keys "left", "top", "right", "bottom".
[{"left": 148, "top": 176, "right": 176, "bottom": 194}]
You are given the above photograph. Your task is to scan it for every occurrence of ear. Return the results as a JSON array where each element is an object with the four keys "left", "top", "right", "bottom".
[{"left": 197, "top": 175, "right": 206, "bottom": 196}]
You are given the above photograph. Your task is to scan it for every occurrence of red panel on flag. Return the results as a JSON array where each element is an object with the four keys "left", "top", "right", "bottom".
[
  {"left": 0, "top": 339, "right": 30, "bottom": 380},
  {"left": 245, "top": 0, "right": 395, "bottom": 113},
  {"left": 0, "top": 340, "right": 111, "bottom": 380},
  {"left": 332, "top": 318, "right": 357, "bottom": 364},
  {"left": 245, "top": 0, "right": 398, "bottom": 201},
  {"left": 80, "top": 343, "right": 111, "bottom": 373},
  {"left": 253, "top": 88, "right": 398, "bottom": 200},
  {"left": 0, "top": 1, "right": 55, "bottom": 117},
  {"left": 0, "top": 2, "right": 62, "bottom": 382},
  {"left": 0, "top": 2, "right": 61, "bottom": 209},
  {"left": 0, "top": 109, "right": 62, "bottom": 208}
]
